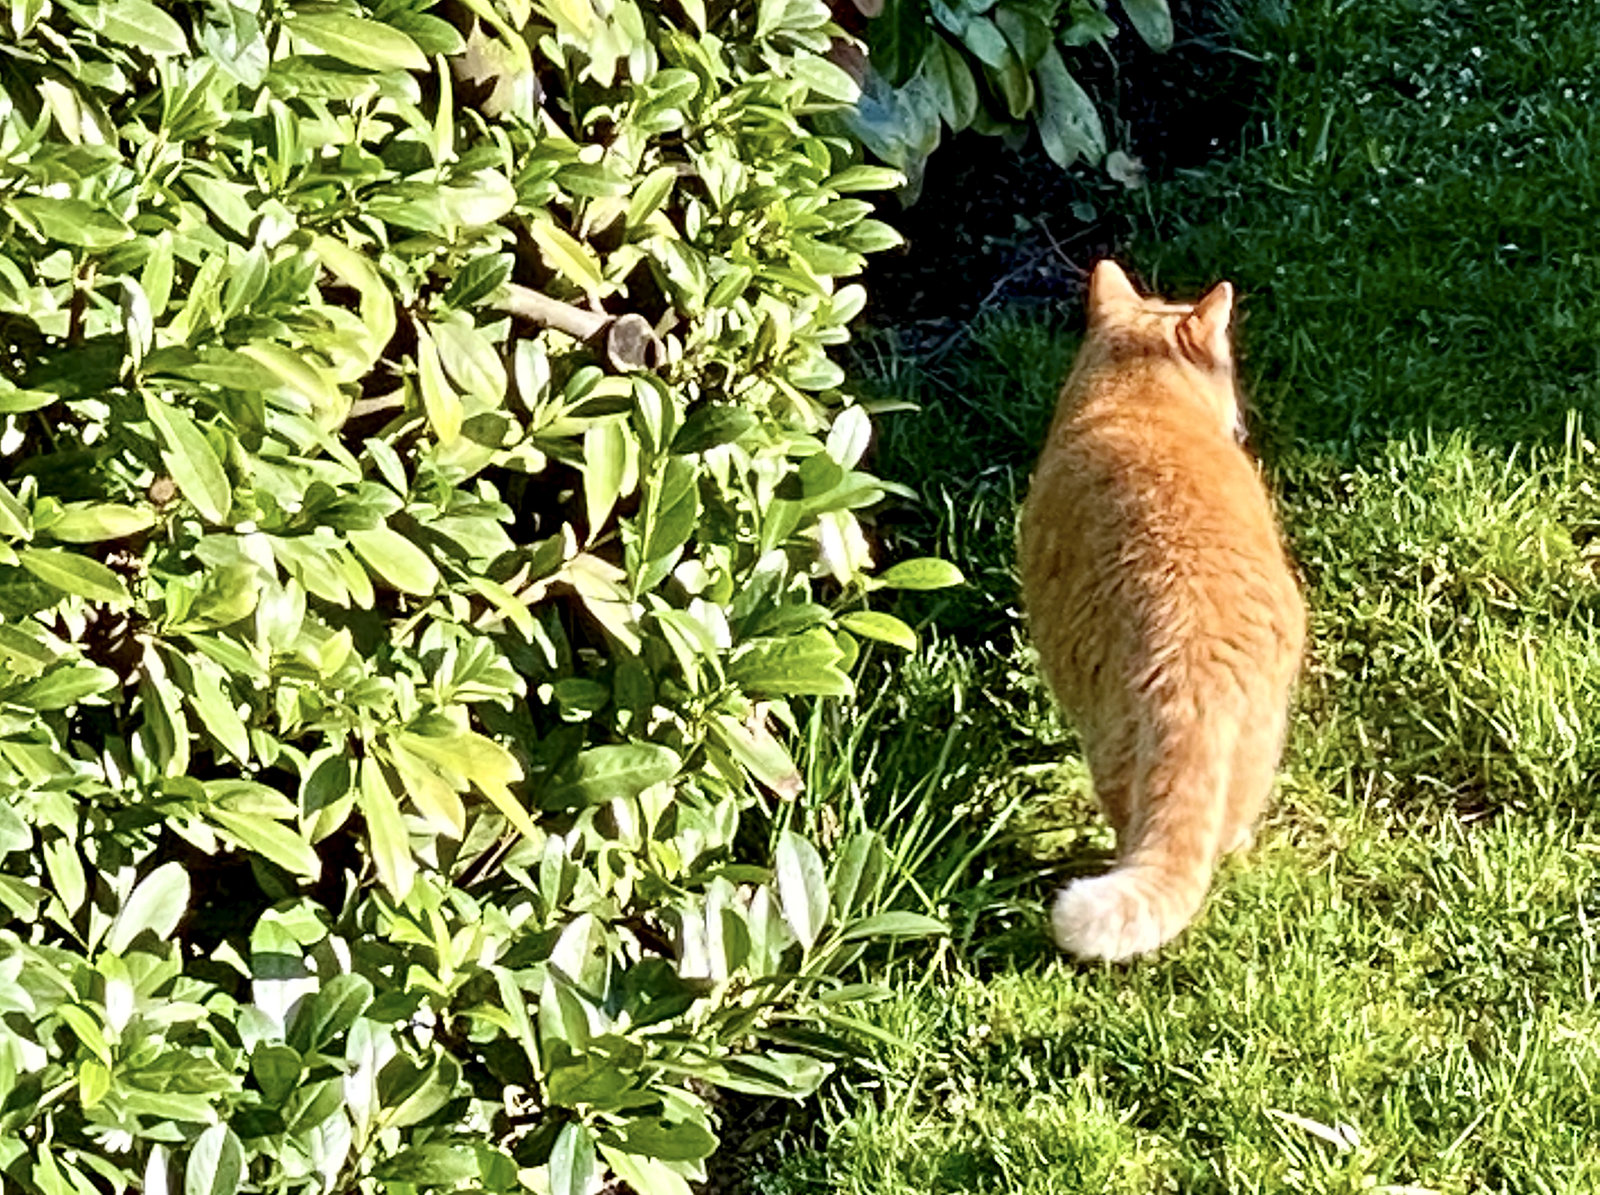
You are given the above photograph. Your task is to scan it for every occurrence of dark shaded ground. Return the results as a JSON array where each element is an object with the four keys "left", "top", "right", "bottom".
[{"left": 859, "top": 0, "right": 1262, "bottom": 337}]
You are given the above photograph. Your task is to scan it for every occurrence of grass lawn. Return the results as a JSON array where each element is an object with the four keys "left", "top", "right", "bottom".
[{"left": 748, "top": 0, "right": 1600, "bottom": 1190}]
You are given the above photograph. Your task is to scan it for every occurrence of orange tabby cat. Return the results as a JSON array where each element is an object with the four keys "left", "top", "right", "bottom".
[{"left": 1019, "top": 260, "right": 1305, "bottom": 962}]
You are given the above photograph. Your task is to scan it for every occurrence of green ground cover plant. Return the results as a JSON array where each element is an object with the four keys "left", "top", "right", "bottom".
[
  {"left": 847, "top": 0, "right": 1173, "bottom": 190},
  {"left": 747, "top": 0, "right": 1600, "bottom": 1190}
]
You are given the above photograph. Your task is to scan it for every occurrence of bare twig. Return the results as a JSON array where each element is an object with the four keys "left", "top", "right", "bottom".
[
  {"left": 499, "top": 284, "right": 607, "bottom": 341},
  {"left": 499, "top": 283, "right": 661, "bottom": 372}
]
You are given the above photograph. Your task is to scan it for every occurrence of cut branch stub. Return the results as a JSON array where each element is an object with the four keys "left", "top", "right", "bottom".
[{"left": 500, "top": 284, "right": 661, "bottom": 373}]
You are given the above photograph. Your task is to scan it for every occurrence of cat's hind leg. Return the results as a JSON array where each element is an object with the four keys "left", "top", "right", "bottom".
[
  {"left": 1219, "top": 697, "right": 1290, "bottom": 856},
  {"left": 1079, "top": 707, "right": 1140, "bottom": 840}
]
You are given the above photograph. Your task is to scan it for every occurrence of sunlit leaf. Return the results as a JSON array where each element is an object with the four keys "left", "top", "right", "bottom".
[
  {"left": 347, "top": 526, "right": 440, "bottom": 597},
  {"left": 359, "top": 757, "right": 415, "bottom": 899},
  {"left": 106, "top": 862, "right": 190, "bottom": 954},
  {"left": 17, "top": 548, "right": 130, "bottom": 606},
  {"left": 145, "top": 395, "right": 232, "bottom": 524},
  {"left": 7, "top": 197, "right": 132, "bottom": 248},
  {"left": 775, "top": 830, "right": 829, "bottom": 950},
  {"left": 875, "top": 557, "right": 965, "bottom": 590},
  {"left": 287, "top": 11, "right": 428, "bottom": 71},
  {"left": 838, "top": 610, "right": 917, "bottom": 650},
  {"left": 183, "top": 1125, "right": 244, "bottom": 1195},
  {"left": 541, "top": 744, "right": 680, "bottom": 809},
  {"left": 44, "top": 503, "right": 156, "bottom": 543}
]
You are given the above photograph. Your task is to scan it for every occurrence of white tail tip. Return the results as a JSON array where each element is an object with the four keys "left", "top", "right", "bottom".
[{"left": 1051, "top": 872, "right": 1186, "bottom": 962}]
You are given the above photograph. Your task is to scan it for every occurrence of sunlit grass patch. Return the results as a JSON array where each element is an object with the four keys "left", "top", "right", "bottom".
[
  {"left": 759, "top": 0, "right": 1600, "bottom": 1188},
  {"left": 1284, "top": 426, "right": 1600, "bottom": 819}
]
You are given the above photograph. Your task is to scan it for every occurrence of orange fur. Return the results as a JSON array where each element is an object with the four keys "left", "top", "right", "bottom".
[{"left": 1019, "top": 260, "right": 1306, "bottom": 962}]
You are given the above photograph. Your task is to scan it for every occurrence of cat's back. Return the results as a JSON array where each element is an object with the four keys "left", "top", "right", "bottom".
[
  {"left": 1037, "top": 390, "right": 1286, "bottom": 560},
  {"left": 1020, "top": 298, "right": 1304, "bottom": 705}
]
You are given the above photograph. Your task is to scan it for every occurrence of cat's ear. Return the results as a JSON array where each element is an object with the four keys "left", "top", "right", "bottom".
[
  {"left": 1088, "top": 260, "right": 1141, "bottom": 315},
  {"left": 1177, "top": 281, "right": 1234, "bottom": 370}
]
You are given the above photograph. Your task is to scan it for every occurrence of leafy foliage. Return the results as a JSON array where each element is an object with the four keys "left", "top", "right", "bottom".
[
  {"left": 0, "top": 0, "right": 957, "bottom": 1190},
  {"left": 844, "top": 0, "right": 1171, "bottom": 193}
]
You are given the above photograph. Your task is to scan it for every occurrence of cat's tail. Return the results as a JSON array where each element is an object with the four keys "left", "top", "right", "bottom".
[{"left": 1051, "top": 712, "right": 1233, "bottom": 962}]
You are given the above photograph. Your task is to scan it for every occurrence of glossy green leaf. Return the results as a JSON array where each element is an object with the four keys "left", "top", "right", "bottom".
[
  {"left": 359, "top": 757, "right": 415, "bottom": 899},
  {"left": 844, "top": 219, "right": 906, "bottom": 253},
  {"left": 373, "top": 1144, "right": 479, "bottom": 1184},
  {"left": 958, "top": 15, "right": 1011, "bottom": 68},
  {"left": 44, "top": 503, "right": 156, "bottom": 543},
  {"left": 0, "top": 483, "right": 29, "bottom": 539},
  {"left": 838, "top": 911, "right": 948, "bottom": 941},
  {"left": 603, "top": 1114, "right": 718, "bottom": 1161},
  {"left": 597, "top": 1147, "right": 694, "bottom": 1195},
  {"left": 11, "top": 663, "right": 116, "bottom": 711},
  {"left": 791, "top": 55, "right": 859, "bottom": 103},
  {"left": 78, "top": 1058, "right": 111, "bottom": 1107},
  {"left": 550, "top": 1123, "right": 597, "bottom": 1195},
  {"left": 250, "top": 1044, "right": 303, "bottom": 1107},
  {"left": 184, "top": 1125, "right": 244, "bottom": 1195},
  {"left": 527, "top": 220, "right": 605, "bottom": 294},
  {"left": 56, "top": 1003, "right": 112, "bottom": 1065},
  {"left": 542, "top": 744, "right": 680, "bottom": 809},
  {"left": 415, "top": 328, "right": 463, "bottom": 445},
  {"left": 829, "top": 830, "right": 885, "bottom": 916},
  {"left": 995, "top": 5, "right": 1052, "bottom": 69},
  {"left": 838, "top": 610, "right": 917, "bottom": 650},
  {"left": 347, "top": 526, "right": 440, "bottom": 596},
  {"left": 827, "top": 165, "right": 907, "bottom": 193},
  {"left": 42, "top": 840, "right": 86, "bottom": 916},
  {"left": 0, "top": 809, "right": 35, "bottom": 857},
  {"left": 106, "top": 861, "right": 190, "bottom": 954},
  {"left": 185, "top": 174, "right": 256, "bottom": 238},
  {"left": 1035, "top": 46, "right": 1107, "bottom": 167},
  {"left": 17, "top": 548, "right": 131, "bottom": 606},
  {"left": 626, "top": 166, "right": 678, "bottom": 228},
  {"left": 775, "top": 830, "right": 829, "bottom": 950},
  {"left": 433, "top": 317, "right": 508, "bottom": 401},
  {"left": 441, "top": 252, "right": 514, "bottom": 311},
  {"left": 868, "top": 0, "right": 933, "bottom": 86},
  {"left": 287, "top": 11, "right": 428, "bottom": 71},
  {"left": 290, "top": 973, "right": 372, "bottom": 1053},
  {"left": 729, "top": 629, "right": 853, "bottom": 697},
  {"left": 875, "top": 557, "right": 965, "bottom": 590},
  {"left": 210, "top": 809, "right": 321, "bottom": 880},
  {"left": 583, "top": 420, "right": 628, "bottom": 538},
  {"left": 187, "top": 654, "right": 250, "bottom": 762},
  {"left": 380, "top": 1054, "right": 462, "bottom": 1128},
  {"left": 145, "top": 395, "right": 232, "bottom": 524},
  {"left": 711, "top": 712, "right": 802, "bottom": 797},
  {"left": 386, "top": 737, "right": 467, "bottom": 837},
  {"left": 7, "top": 197, "right": 133, "bottom": 248},
  {"left": 672, "top": 404, "right": 757, "bottom": 453},
  {"left": 313, "top": 234, "right": 398, "bottom": 370},
  {"left": 390, "top": 729, "right": 537, "bottom": 839},
  {"left": 638, "top": 457, "right": 699, "bottom": 587},
  {"left": 1119, "top": 0, "right": 1175, "bottom": 51},
  {"left": 694, "top": 1051, "right": 830, "bottom": 1098},
  {"left": 100, "top": 0, "right": 189, "bottom": 54}
]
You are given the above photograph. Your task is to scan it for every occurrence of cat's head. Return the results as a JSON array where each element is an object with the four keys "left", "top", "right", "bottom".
[{"left": 1084, "top": 260, "right": 1243, "bottom": 442}]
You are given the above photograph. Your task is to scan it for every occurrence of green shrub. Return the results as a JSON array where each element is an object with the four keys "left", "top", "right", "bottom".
[
  {"left": 0, "top": 1, "right": 954, "bottom": 1191},
  {"left": 845, "top": 0, "right": 1172, "bottom": 192}
]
